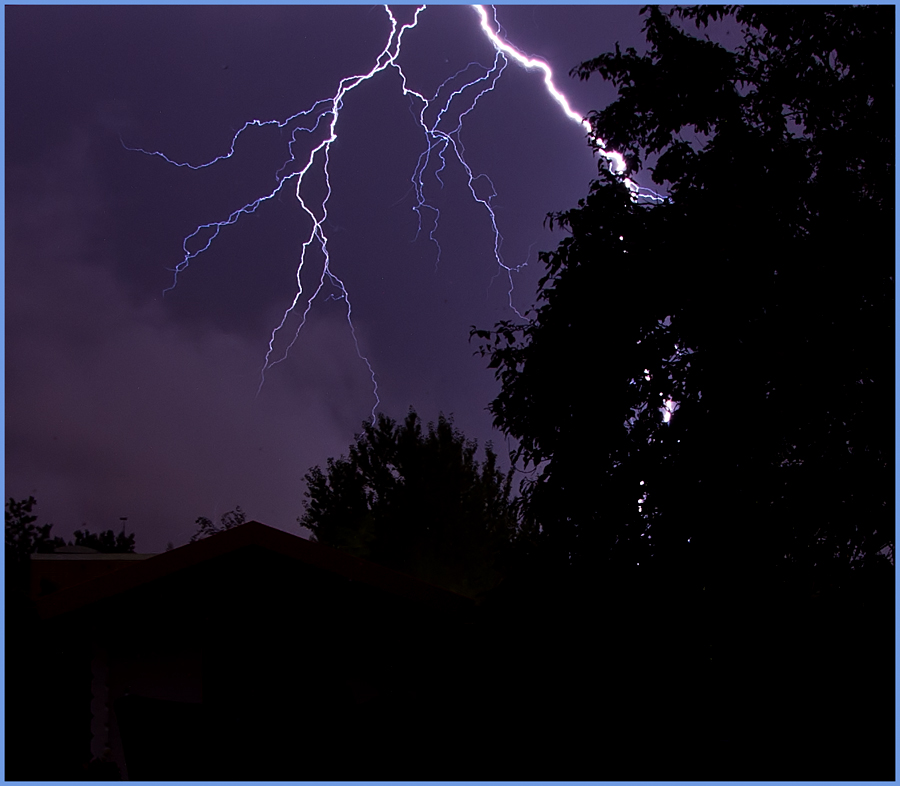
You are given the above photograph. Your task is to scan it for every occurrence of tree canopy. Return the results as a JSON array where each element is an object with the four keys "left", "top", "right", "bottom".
[
  {"left": 190, "top": 506, "right": 247, "bottom": 542},
  {"left": 5, "top": 496, "right": 136, "bottom": 562},
  {"left": 473, "top": 6, "right": 893, "bottom": 587},
  {"left": 299, "top": 409, "right": 520, "bottom": 597}
]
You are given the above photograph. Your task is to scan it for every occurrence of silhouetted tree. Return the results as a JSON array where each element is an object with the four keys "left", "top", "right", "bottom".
[
  {"left": 299, "top": 409, "right": 520, "bottom": 598},
  {"left": 70, "top": 528, "right": 136, "bottom": 553},
  {"left": 190, "top": 506, "right": 246, "bottom": 542},
  {"left": 471, "top": 12, "right": 892, "bottom": 778},
  {"left": 473, "top": 6, "right": 893, "bottom": 588},
  {"left": 5, "top": 496, "right": 65, "bottom": 563},
  {"left": 5, "top": 496, "right": 136, "bottom": 564}
]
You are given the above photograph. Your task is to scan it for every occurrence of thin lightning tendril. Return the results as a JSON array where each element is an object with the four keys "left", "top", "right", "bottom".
[{"left": 124, "top": 4, "right": 665, "bottom": 420}]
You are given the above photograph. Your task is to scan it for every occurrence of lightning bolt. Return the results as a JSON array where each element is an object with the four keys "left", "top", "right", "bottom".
[
  {"left": 473, "top": 5, "right": 667, "bottom": 203},
  {"left": 123, "top": 4, "right": 664, "bottom": 419}
]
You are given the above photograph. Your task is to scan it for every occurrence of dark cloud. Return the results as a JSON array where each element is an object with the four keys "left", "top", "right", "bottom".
[
  {"left": 6, "top": 6, "right": 646, "bottom": 551},
  {"left": 7, "top": 138, "right": 358, "bottom": 549}
]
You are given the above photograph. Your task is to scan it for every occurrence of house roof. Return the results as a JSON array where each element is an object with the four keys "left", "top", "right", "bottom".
[{"left": 33, "top": 521, "right": 473, "bottom": 620}]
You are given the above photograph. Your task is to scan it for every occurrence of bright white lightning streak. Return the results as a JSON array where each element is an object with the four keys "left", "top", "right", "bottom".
[
  {"left": 257, "top": 5, "right": 430, "bottom": 412},
  {"left": 473, "top": 4, "right": 623, "bottom": 175},
  {"left": 661, "top": 396, "right": 679, "bottom": 424},
  {"left": 126, "top": 4, "right": 666, "bottom": 419},
  {"left": 473, "top": 5, "right": 667, "bottom": 204}
]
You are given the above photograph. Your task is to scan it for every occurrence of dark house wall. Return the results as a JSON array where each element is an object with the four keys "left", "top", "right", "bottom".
[{"left": 8, "top": 527, "right": 477, "bottom": 781}]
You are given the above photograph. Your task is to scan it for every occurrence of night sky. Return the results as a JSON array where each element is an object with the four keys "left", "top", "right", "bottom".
[{"left": 6, "top": 5, "right": 652, "bottom": 552}]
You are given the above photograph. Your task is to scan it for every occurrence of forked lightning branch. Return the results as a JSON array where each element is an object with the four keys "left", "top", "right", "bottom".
[{"left": 123, "top": 5, "right": 664, "bottom": 418}]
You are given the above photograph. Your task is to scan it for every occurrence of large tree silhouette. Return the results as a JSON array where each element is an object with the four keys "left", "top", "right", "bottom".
[
  {"left": 469, "top": 11, "right": 892, "bottom": 778},
  {"left": 474, "top": 6, "right": 893, "bottom": 588},
  {"left": 299, "top": 409, "right": 520, "bottom": 597}
]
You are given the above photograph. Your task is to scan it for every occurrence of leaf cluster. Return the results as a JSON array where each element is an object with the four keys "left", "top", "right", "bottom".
[
  {"left": 190, "top": 506, "right": 247, "bottom": 543},
  {"left": 299, "top": 409, "right": 520, "bottom": 598},
  {"left": 5, "top": 496, "right": 63, "bottom": 563},
  {"left": 70, "top": 528, "right": 136, "bottom": 554}
]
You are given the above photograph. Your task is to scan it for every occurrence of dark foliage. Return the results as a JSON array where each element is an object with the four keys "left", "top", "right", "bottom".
[
  {"left": 299, "top": 409, "right": 520, "bottom": 597},
  {"left": 5, "top": 495, "right": 65, "bottom": 562},
  {"left": 473, "top": 5, "right": 893, "bottom": 588},
  {"left": 70, "top": 528, "right": 136, "bottom": 553},
  {"left": 190, "top": 506, "right": 247, "bottom": 542},
  {"left": 5, "top": 496, "right": 136, "bottom": 562}
]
